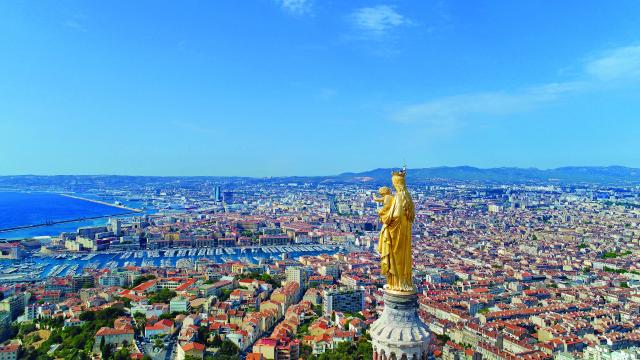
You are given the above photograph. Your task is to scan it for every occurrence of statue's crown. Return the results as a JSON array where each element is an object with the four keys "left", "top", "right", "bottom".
[{"left": 392, "top": 165, "right": 407, "bottom": 178}]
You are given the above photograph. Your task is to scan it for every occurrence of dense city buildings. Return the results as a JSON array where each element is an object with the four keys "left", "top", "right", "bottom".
[{"left": 0, "top": 176, "right": 640, "bottom": 359}]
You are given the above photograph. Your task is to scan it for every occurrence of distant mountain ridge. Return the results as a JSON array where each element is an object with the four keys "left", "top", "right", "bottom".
[
  {"left": 324, "top": 166, "right": 640, "bottom": 184},
  {"left": 1, "top": 166, "right": 639, "bottom": 187}
]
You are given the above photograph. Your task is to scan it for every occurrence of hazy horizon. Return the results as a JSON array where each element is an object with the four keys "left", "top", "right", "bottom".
[{"left": 1, "top": 164, "right": 639, "bottom": 179}]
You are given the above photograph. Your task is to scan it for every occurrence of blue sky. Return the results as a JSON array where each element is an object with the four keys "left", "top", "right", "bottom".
[{"left": 1, "top": 1, "right": 640, "bottom": 176}]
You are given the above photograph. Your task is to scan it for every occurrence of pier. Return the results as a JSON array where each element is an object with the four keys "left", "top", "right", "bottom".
[
  {"left": 0, "top": 213, "right": 138, "bottom": 235},
  {"left": 59, "top": 193, "right": 143, "bottom": 212}
]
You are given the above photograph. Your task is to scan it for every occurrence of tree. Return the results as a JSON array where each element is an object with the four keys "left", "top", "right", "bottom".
[
  {"left": 101, "top": 343, "right": 113, "bottom": 360},
  {"left": 113, "top": 296, "right": 132, "bottom": 308},
  {"left": 198, "top": 326, "right": 210, "bottom": 345},
  {"left": 344, "top": 312, "right": 365, "bottom": 321},
  {"left": 112, "top": 348, "right": 131, "bottom": 360},
  {"left": 133, "top": 312, "right": 147, "bottom": 330},
  {"left": 316, "top": 339, "right": 372, "bottom": 360},
  {"left": 18, "top": 322, "right": 37, "bottom": 337},
  {"left": 300, "top": 344, "right": 314, "bottom": 359},
  {"left": 148, "top": 289, "right": 177, "bottom": 304},
  {"left": 217, "top": 340, "right": 239, "bottom": 357},
  {"left": 160, "top": 311, "right": 187, "bottom": 320},
  {"left": 436, "top": 334, "right": 451, "bottom": 343},
  {"left": 154, "top": 338, "right": 164, "bottom": 351},
  {"left": 217, "top": 289, "right": 232, "bottom": 302},
  {"left": 79, "top": 311, "right": 96, "bottom": 322},
  {"left": 210, "top": 333, "right": 223, "bottom": 347}
]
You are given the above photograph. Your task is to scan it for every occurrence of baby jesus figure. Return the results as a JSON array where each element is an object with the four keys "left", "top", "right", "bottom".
[
  {"left": 373, "top": 186, "right": 394, "bottom": 272},
  {"left": 373, "top": 186, "right": 393, "bottom": 213},
  {"left": 373, "top": 186, "right": 393, "bottom": 233}
]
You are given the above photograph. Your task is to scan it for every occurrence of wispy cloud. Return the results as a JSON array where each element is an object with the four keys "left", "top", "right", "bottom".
[
  {"left": 348, "top": 5, "right": 412, "bottom": 40},
  {"left": 393, "top": 82, "right": 587, "bottom": 125},
  {"left": 273, "top": 0, "right": 313, "bottom": 16},
  {"left": 63, "top": 20, "right": 86, "bottom": 32},
  {"left": 392, "top": 44, "right": 640, "bottom": 126},
  {"left": 586, "top": 45, "right": 640, "bottom": 81}
]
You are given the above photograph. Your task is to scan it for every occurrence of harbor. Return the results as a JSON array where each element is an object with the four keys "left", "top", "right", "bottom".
[{"left": 0, "top": 244, "right": 346, "bottom": 283}]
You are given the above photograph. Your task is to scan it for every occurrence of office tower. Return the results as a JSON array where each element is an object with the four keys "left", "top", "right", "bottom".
[
  {"left": 323, "top": 288, "right": 364, "bottom": 315},
  {"left": 213, "top": 186, "right": 222, "bottom": 202}
]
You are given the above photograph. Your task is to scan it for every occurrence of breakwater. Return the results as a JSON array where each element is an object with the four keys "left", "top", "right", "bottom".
[
  {"left": 59, "top": 194, "right": 142, "bottom": 212},
  {"left": 0, "top": 212, "right": 137, "bottom": 234}
]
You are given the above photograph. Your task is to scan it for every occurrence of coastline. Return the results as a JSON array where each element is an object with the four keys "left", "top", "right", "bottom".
[
  {"left": 0, "top": 191, "right": 143, "bottom": 237},
  {"left": 0, "top": 212, "right": 137, "bottom": 234}
]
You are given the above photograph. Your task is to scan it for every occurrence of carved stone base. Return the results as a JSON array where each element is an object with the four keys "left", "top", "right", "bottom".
[{"left": 370, "top": 290, "right": 431, "bottom": 360}]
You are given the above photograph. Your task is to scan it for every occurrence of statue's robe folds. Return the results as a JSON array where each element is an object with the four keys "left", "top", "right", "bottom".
[{"left": 378, "top": 191, "right": 414, "bottom": 292}]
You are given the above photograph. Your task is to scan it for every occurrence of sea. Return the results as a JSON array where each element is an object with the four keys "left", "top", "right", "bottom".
[{"left": 0, "top": 191, "right": 132, "bottom": 239}]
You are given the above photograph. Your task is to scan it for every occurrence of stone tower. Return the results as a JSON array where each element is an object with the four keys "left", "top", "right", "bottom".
[{"left": 370, "top": 291, "right": 431, "bottom": 360}]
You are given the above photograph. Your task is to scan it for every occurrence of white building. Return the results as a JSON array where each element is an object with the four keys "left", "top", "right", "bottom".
[{"left": 170, "top": 296, "right": 191, "bottom": 313}]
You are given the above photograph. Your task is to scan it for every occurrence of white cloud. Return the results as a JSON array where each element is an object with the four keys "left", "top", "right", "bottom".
[
  {"left": 63, "top": 20, "right": 86, "bottom": 32},
  {"left": 349, "top": 5, "right": 412, "bottom": 39},
  {"left": 274, "top": 0, "right": 312, "bottom": 16},
  {"left": 392, "top": 82, "right": 587, "bottom": 125},
  {"left": 392, "top": 44, "right": 640, "bottom": 126},
  {"left": 586, "top": 45, "right": 640, "bottom": 81}
]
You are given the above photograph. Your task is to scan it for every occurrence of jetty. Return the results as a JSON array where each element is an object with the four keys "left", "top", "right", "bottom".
[
  {"left": 0, "top": 193, "right": 142, "bottom": 235},
  {"left": 0, "top": 212, "right": 139, "bottom": 235},
  {"left": 59, "top": 193, "right": 143, "bottom": 212}
]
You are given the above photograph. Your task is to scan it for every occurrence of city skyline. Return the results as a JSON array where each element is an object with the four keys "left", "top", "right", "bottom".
[{"left": 2, "top": 1, "right": 640, "bottom": 176}]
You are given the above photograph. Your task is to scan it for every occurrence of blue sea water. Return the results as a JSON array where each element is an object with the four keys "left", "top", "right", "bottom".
[{"left": 0, "top": 192, "right": 130, "bottom": 238}]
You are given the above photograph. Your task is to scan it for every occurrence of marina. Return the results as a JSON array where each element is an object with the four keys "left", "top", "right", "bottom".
[{"left": 0, "top": 244, "right": 345, "bottom": 283}]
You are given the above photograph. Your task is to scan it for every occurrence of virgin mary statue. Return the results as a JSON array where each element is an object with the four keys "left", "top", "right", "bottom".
[{"left": 377, "top": 168, "right": 415, "bottom": 293}]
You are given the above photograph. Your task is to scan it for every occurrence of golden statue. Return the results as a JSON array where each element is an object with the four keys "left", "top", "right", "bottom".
[{"left": 374, "top": 167, "right": 415, "bottom": 293}]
